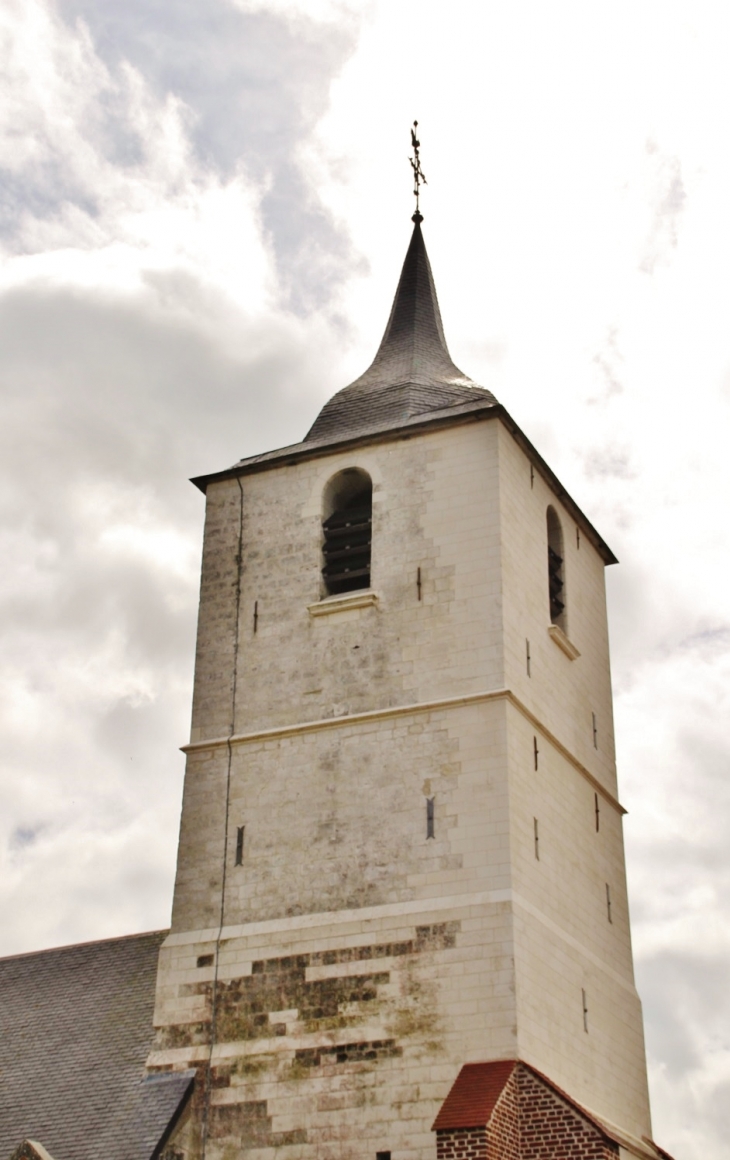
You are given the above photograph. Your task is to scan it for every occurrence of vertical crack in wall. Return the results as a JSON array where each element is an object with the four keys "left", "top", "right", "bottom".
[{"left": 200, "top": 476, "right": 245, "bottom": 1160}]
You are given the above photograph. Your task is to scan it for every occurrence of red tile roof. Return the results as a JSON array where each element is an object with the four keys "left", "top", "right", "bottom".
[
  {"left": 432, "top": 1061, "right": 516, "bottom": 1130},
  {"left": 432, "top": 1059, "right": 677, "bottom": 1160}
]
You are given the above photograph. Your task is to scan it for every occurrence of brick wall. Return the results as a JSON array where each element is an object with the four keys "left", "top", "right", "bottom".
[
  {"left": 486, "top": 1070, "right": 520, "bottom": 1160},
  {"left": 435, "top": 1063, "right": 619, "bottom": 1160},
  {"left": 517, "top": 1067, "right": 617, "bottom": 1159},
  {"left": 437, "top": 1127, "right": 487, "bottom": 1160}
]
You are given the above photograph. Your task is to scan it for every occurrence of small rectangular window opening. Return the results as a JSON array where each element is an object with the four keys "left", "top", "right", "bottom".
[
  {"left": 533, "top": 735, "right": 539, "bottom": 771},
  {"left": 235, "top": 825, "right": 245, "bottom": 866},
  {"left": 376, "top": 1152, "right": 391, "bottom": 1160},
  {"left": 533, "top": 818, "right": 540, "bottom": 860},
  {"left": 417, "top": 566, "right": 422, "bottom": 601},
  {"left": 606, "top": 883, "right": 613, "bottom": 923},
  {"left": 582, "top": 988, "right": 588, "bottom": 1032},
  {"left": 594, "top": 793, "right": 600, "bottom": 832},
  {"left": 592, "top": 712, "right": 598, "bottom": 749},
  {"left": 547, "top": 508, "right": 565, "bottom": 626},
  {"left": 526, "top": 638, "right": 531, "bottom": 677},
  {"left": 196, "top": 953, "right": 214, "bottom": 968},
  {"left": 253, "top": 600, "right": 258, "bottom": 633},
  {"left": 426, "top": 797, "right": 435, "bottom": 839}
]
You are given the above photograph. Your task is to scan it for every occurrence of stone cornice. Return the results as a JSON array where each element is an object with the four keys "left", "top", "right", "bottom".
[{"left": 182, "top": 688, "right": 625, "bottom": 814}]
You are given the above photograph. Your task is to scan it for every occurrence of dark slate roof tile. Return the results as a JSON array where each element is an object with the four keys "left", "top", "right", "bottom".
[
  {"left": 305, "top": 219, "right": 497, "bottom": 444},
  {"left": 191, "top": 219, "right": 498, "bottom": 494},
  {"left": 98, "top": 1070, "right": 196, "bottom": 1160},
  {"left": 0, "top": 930, "right": 189, "bottom": 1160},
  {"left": 188, "top": 221, "right": 616, "bottom": 566}
]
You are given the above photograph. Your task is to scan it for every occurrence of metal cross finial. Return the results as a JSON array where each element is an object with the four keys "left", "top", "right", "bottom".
[{"left": 409, "top": 120, "right": 427, "bottom": 222}]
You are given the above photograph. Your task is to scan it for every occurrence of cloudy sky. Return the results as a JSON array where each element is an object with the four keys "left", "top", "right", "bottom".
[{"left": 1, "top": 0, "right": 729, "bottom": 1155}]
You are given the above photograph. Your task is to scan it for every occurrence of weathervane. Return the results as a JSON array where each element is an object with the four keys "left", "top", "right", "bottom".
[{"left": 409, "top": 120, "right": 426, "bottom": 222}]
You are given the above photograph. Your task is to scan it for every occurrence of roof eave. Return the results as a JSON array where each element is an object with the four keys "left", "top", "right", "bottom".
[{"left": 191, "top": 403, "right": 617, "bottom": 566}]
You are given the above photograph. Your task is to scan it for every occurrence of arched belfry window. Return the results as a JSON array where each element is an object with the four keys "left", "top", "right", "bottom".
[
  {"left": 322, "top": 469, "right": 373, "bottom": 596},
  {"left": 547, "top": 506, "right": 566, "bottom": 629}
]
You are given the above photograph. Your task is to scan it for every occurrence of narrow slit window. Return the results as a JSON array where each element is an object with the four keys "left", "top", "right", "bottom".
[
  {"left": 592, "top": 712, "right": 598, "bottom": 749},
  {"left": 547, "top": 506, "right": 566, "bottom": 630},
  {"left": 582, "top": 988, "right": 589, "bottom": 1032},
  {"left": 534, "top": 818, "right": 540, "bottom": 860},
  {"left": 526, "top": 638, "right": 531, "bottom": 677},
  {"left": 235, "top": 825, "right": 245, "bottom": 866},
  {"left": 606, "top": 883, "right": 613, "bottom": 923},
  {"left": 594, "top": 792, "right": 600, "bottom": 832},
  {"left": 426, "top": 797, "right": 435, "bottom": 839},
  {"left": 533, "top": 735, "right": 539, "bottom": 771},
  {"left": 322, "top": 468, "right": 373, "bottom": 596}
]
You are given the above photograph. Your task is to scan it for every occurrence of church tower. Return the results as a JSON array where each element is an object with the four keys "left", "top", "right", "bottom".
[{"left": 149, "top": 210, "right": 668, "bottom": 1160}]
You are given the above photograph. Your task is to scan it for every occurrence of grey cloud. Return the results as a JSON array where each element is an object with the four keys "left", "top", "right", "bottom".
[
  {"left": 605, "top": 563, "right": 656, "bottom": 682},
  {"left": 620, "top": 656, "right": 730, "bottom": 1091},
  {"left": 676, "top": 624, "right": 730, "bottom": 657},
  {"left": 640, "top": 144, "right": 687, "bottom": 275},
  {"left": 588, "top": 326, "right": 624, "bottom": 403},
  {"left": 0, "top": 273, "right": 343, "bottom": 955},
  {"left": 59, "top": 1, "right": 354, "bottom": 173},
  {"left": 582, "top": 444, "right": 635, "bottom": 480},
  {"left": 638, "top": 951, "right": 730, "bottom": 1160},
  {"left": 0, "top": 167, "right": 102, "bottom": 244},
  {"left": 0, "top": 281, "right": 326, "bottom": 484},
  {"left": 9, "top": 826, "right": 45, "bottom": 853},
  {"left": 50, "top": 0, "right": 363, "bottom": 310},
  {"left": 639, "top": 951, "right": 730, "bottom": 1098}
]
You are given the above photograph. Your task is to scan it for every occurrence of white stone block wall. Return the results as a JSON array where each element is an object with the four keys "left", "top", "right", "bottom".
[
  {"left": 498, "top": 422, "right": 617, "bottom": 795},
  {"left": 152, "top": 900, "right": 518, "bottom": 1160},
  {"left": 158, "top": 413, "right": 654, "bottom": 1159}
]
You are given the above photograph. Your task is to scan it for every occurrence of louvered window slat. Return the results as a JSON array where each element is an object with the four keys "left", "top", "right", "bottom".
[{"left": 322, "top": 479, "right": 372, "bottom": 595}]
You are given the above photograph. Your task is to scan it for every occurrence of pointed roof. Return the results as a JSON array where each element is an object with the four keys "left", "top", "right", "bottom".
[
  {"left": 190, "top": 216, "right": 617, "bottom": 567},
  {"left": 305, "top": 215, "right": 497, "bottom": 443}
]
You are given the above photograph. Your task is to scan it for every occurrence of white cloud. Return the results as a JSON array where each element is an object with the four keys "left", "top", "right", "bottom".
[
  {"left": 3, "top": 0, "right": 729, "bottom": 1156},
  {"left": 231, "top": 0, "right": 367, "bottom": 22},
  {"left": 0, "top": 0, "right": 350, "bottom": 962},
  {"left": 0, "top": 0, "right": 275, "bottom": 311}
]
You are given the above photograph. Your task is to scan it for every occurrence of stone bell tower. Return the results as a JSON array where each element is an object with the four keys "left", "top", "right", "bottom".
[{"left": 149, "top": 212, "right": 671, "bottom": 1160}]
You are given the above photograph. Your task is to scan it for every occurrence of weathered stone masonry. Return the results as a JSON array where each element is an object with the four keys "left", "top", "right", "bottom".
[{"left": 149, "top": 216, "right": 672, "bottom": 1160}]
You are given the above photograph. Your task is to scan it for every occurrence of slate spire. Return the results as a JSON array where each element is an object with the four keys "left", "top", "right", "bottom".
[
  {"left": 305, "top": 217, "right": 496, "bottom": 444},
  {"left": 351, "top": 215, "right": 471, "bottom": 392}
]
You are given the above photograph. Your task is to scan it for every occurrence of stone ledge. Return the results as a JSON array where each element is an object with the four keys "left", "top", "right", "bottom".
[
  {"left": 548, "top": 624, "right": 581, "bottom": 660},
  {"left": 180, "top": 689, "right": 625, "bottom": 814},
  {"left": 308, "top": 589, "right": 379, "bottom": 617}
]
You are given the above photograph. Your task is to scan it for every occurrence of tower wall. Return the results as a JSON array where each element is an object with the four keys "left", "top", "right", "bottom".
[
  {"left": 155, "top": 414, "right": 654, "bottom": 1158},
  {"left": 498, "top": 423, "right": 617, "bottom": 795},
  {"left": 174, "top": 421, "right": 505, "bottom": 934},
  {"left": 507, "top": 699, "right": 650, "bottom": 1135},
  {"left": 190, "top": 421, "right": 503, "bottom": 746},
  {"left": 152, "top": 882, "right": 518, "bottom": 1160},
  {"left": 493, "top": 426, "right": 650, "bottom": 1135}
]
